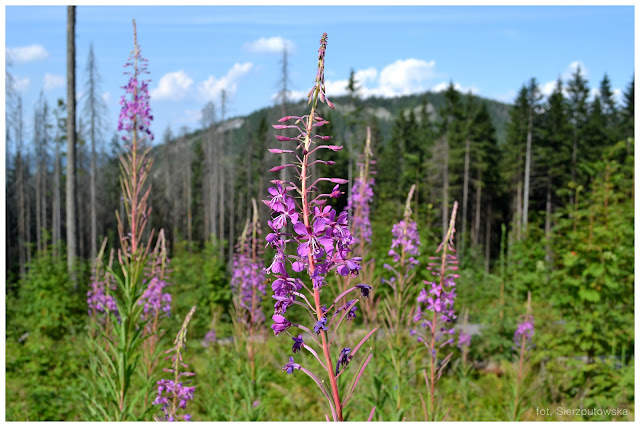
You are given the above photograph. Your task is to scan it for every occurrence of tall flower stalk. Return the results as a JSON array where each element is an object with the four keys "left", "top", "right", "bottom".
[
  {"left": 82, "top": 20, "right": 160, "bottom": 421},
  {"left": 378, "top": 184, "right": 420, "bottom": 420},
  {"left": 265, "top": 33, "right": 376, "bottom": 421},
  {"left": 511, "top": 291, "right": 534, "bottom": 421},
  {"left": 412, "top": 201, "right": 459, "bottom": 421},
  {"left": 231, "top": 198, "right": 266, "bottom": 375},
  {"left": 381, "top": 184, "right": 420, "bottom": 338},
  {"left": 343, "top": 127, "right": 377, "bottom": 328}
]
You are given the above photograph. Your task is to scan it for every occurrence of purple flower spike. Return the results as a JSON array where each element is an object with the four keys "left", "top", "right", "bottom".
[
  {"left": 457, "top": 331, "right": 471, "bottom": 349},
  {"left": 514, "top": 316, "right": 535, "bottom": 347}
]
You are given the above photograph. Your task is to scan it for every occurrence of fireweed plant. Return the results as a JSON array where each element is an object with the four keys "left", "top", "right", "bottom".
[
  {"left": 412, "top": 201, "right": 459, "bottom": 421},
  {"left": 510, "top": 291, "right": 534, "bottom": 421},
  {"left": 342, "top": 127, "right": 378, "bottom": 329},
  {"left": 377, "top": 184, "right": 421, "bottom": 420},
  {"left": 154, "top": 306, "right": 197, "bottom": 421},
  {"left": 228, "top": 198, "right": 268, "bottom": 420},
  {"left": 265, "top": 33, "right": 376, "bottom": 422},
  {"left": 81, "top": 20, "right": 172, "bottom": 421}
]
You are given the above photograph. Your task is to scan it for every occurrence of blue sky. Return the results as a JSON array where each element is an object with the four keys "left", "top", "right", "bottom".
[{"left": 5, "top": 5, "right": 635, "bottom": 144}]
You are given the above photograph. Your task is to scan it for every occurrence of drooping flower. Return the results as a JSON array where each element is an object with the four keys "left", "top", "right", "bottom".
[
  {"left": 271, "top": 314, "right": 292, "bottom": 336},
  {"left": 283, "top": 356, "right": 301, "bottom": 374},
  {"left": 335, "top": 347, "right": 351, "bottom": 375},
  {"left": 292, "top": 335, "right": 304, "bottom": 353},
  {"left": 356, "top": 283, "right": 372, "bottom": 298},
  {"left": 314, "top": 316, "right": 328, "bottom": 334}
]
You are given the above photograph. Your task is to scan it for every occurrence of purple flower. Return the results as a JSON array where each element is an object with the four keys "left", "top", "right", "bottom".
[
  {"left": 314, "top": 316, "right": 328, "bottom": 334},
  {"left": 389, "top": 219, "right": 421, "bottom": 267},
  {"left": 347, "top": 177, "right": 375, "bottom": 245},
  {"left": 118, "top": 33, "right": 154, "bottom": 145},
  {"left": 271, "top": 314, "right": 292, "bottom": 336},
  {"left": 514, "top": 316, "right": 534, "bottom": 346},
  {"left": 356, "top": 283, "right": 372, "bottom": 298},
  {"left": 204, "top": 330, "right": 216, "bottom": 345},
  {"left": 335, "top": 347, "right": 351, "bottom": 375},
  {"left": 412, "top": 202, "right": 459, "bottom": 351},
  {"left": 283, "top": 356, "right": 301, "bottom": 374},
  {"left": 154, "top": 379, "right": 195, "bottom": 421},
  {"left": 457, "top": 331, "right": 471, "bottom": 349},
  {"left": 292, "top": 335, "right": 304, "bottom": 353},
  {"left": 139, "top": 277, "right": 172, "bottom": 317}
]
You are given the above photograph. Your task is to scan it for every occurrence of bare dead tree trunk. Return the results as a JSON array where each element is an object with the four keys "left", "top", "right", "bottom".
[
  {"left": 25, "top": 151, "right": 32, "bottom": 267},
  {"left": 227, "top": 134, "right": 235, "bottom": 264},
  {"left": 53, "top": 123, "right": 61, "bottom": 258},
  {"left": 16, "top": 152, "right": 26, "bottom": 278},
  {"left": 461, "top": 134, "right": 470, "bottom": 252},
  {"left": 218, "top": 90, "right": 226, "bottom": 259},
  {"left": 442, "top": 136, "right": 449, "bottom": 242},
  {"left": 41, "top": 100, "right": 49, "bottom": 256},
  {"left": 473, "top": 168, "right": 482, "bottom": 247},
  {"left": 184, "top": 131, "right": 192, "bottom": 252},
  {"left": 66, "top": 5, "right": 77, "bottom": 283}
]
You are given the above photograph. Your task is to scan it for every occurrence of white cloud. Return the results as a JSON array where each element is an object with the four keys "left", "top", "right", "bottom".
[
  {"left": 151, "top": 70, "right": 194, "bottom": 100},
  {"left": 355, "top": 67, "right": 378, "bottom": 85},
  {"left": 102, "top": 92, "right": 111, "bottom": 104},
  {"left": 540, "top": 61, "right": 589, "bottom": 98},
  {"left": 431, "top": 81, "right": 478, "bottom": 95},
  {"left": 244, "top": 37, "right": 296, "bottom": 54},
  {"left": 274, "top": 58, "right": 480, "bottom": 103},
  {"left": 563, "top": 61, "right": 588, "bottom": 80},
  {"left": 198, "top": 62, "right": 253, "bottom": 100},
  {"left": 7, "top": 44, "right": 48, "bottom": 63},
  {"left": 13, "top": 76, "right": 30, "bottom": 92},
  {"left": 540, "top": 80, "right": 558, "bottom": 97},
  {"left": 44, "top": 73, "right": 64, "bottom": 91},
  {"left": 376, "top": 59, "right": 437, "bottom": 97},
  {"left": 320, "top": 59, "right": 440, "bottom": 101},
  {"left": 612, "top": 88, "right": 623, "bottom": 104}
]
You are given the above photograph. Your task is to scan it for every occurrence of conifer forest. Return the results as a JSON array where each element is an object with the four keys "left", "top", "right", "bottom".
[{"left": 4, "top": 5, "right": 635, "bottom": 422}]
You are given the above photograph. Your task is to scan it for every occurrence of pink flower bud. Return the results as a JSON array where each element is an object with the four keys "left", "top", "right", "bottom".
[
  {"left": 272, "top": 124, "right": 288, "bottom": 129},
  {"left": 275, "top": 135, "right": 292, "bottom": 142},
  {"left": 330, "top": 178, "right": 348, "bottom": 184}
]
